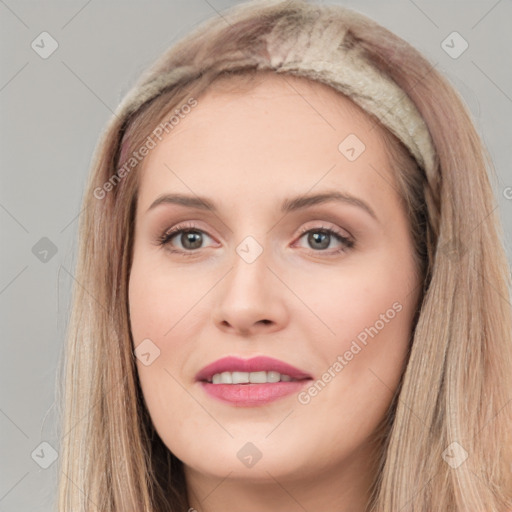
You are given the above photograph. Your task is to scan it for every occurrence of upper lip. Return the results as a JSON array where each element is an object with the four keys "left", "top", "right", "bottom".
[{"left": 195, "top": 356, "right": 313, "bottom": 382}]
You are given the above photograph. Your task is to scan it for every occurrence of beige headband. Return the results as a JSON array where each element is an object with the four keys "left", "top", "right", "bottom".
[{"left": 115, "top": 3, "right": 436, "bottom": 177}]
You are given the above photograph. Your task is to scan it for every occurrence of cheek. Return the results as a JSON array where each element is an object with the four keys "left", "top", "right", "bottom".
[
  {"left": 288, "top": 274, "right": 415, "bottom": 462},
  {"left": 128, "top": 262, "right": 201, "bottom": 453},
  {"left": 298, "top": 248, "right": 418, "bottom": 398},
  {"left": 128, "top": 256, "right": 202, "bottom": 344},
  {"left": 128, "top": 254, "right": 209, "bottom": 402},
  {"left": 305, "top": 251, "right": 416, "bottom": 350}
]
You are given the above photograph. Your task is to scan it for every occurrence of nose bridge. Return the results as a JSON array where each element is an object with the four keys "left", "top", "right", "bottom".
[
  {"left": 235, "top": 233, "right": 266, "bottom": 268},
  {"left": 211, "top": 228, "right": 288, "bottom": 334},
  {"left": 228, "top": 232, "right": 269, "bottom": 292},
  {"left": 223, "top": 208, "right": 271, "bottom": 276}
]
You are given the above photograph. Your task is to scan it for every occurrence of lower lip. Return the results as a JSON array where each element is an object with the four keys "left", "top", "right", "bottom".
[{"left": 199, "top": 380, "right": 311, "bottom": 406}]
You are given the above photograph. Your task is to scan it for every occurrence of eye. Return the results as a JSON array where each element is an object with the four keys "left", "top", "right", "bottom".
[
  {"left": 294, "top": 224, "right": 354, "bottom": 255},
  {"left": 156, "top": 221, "right": 354, "bottom": 257},
  {"left": 157, "top": 221, "right": 216, "bottom": 256}
]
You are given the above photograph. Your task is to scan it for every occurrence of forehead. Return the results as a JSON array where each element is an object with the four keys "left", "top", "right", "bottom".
[{"left": 136, "top": 73, "right": 395, "bottom": 214}]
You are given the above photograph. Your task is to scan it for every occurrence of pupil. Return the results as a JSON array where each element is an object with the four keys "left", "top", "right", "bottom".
[
  {"left": 182, "top": 231, "right": 202, "bottom": 249},
  {"left": 309, "top": 231, "right": 329, "bottom": 249}
]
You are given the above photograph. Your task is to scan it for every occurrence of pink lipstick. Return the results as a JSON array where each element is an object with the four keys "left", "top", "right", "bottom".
[{"left": 195, "top": 356, "right": 313, "bottom": 407}]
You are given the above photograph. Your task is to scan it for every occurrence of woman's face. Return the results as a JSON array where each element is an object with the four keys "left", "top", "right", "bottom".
[{"left": 128, "top": 74, "right": 421, "bottom": 502}]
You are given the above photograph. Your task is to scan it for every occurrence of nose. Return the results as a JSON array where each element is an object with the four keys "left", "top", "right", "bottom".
[{"left": 211, "top": 241, "right": 289, "bottom": 336}]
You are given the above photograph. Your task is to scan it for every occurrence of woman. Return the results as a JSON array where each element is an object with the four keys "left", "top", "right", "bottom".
[{"left": 56, "top": 0, "right": 512, "bottom": 510}]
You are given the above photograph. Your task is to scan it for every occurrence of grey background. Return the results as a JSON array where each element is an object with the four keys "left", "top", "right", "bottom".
[{"left": 1, "top": 1, "right": 511, "bottom": 510}]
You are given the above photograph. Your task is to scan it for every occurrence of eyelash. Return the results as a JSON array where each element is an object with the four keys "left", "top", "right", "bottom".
[{"left": 156, "top": 221, "right": 355, "bottom": 258}]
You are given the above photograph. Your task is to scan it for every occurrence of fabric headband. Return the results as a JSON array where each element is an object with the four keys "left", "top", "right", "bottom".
[{"left": 115, "top": 4, "right": 436, "bottom": 177}]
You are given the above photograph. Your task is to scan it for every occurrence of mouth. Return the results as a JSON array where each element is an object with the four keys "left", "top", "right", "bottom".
[
  {"left": 205, "top": 370, "right": 305, "bottom": 384},
  {"left": 195, "top": 355, "right": 313, "bottom": 383},
  {"left": 195, "top": 356, "right": 313, "bottom": 406}
]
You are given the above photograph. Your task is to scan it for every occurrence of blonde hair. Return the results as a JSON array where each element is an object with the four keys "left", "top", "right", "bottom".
[{"left": 56, "top": 1, "right": 512, "bottom": 510}]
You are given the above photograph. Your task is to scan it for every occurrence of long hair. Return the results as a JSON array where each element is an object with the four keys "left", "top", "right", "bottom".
[{"left": 56, "top": 1, "right": 512, "bottom": 510}]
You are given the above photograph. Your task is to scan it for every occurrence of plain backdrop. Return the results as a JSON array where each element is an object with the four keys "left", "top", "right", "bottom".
[{"left": 1, "top": 1, "right": 511, "bottom": 510}]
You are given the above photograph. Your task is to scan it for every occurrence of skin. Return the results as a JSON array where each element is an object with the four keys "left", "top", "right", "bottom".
[{"left": 128, "top": 73, "right": 421, "bottom": 512}]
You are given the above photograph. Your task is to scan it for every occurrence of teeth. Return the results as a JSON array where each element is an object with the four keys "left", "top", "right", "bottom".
[{"left": 209, "top": 371, "right": 296, "bottom": 384}]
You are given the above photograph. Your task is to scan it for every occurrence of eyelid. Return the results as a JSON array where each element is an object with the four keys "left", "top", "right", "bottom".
[
  {"left": 157, "top": 221, "right": 219, "bottom": 247},
  {"left": 292, "top": 222, "right": 354, "bottom": 255},
  {"left": 295, "top": 220, "right": 352, "bottom": 241}
]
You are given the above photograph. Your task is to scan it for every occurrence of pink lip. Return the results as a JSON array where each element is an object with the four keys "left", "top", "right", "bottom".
[
  {"left": 199, "top": 381, "right": 310, "bottom": 407},
  {"left": 195, "top": 356, "right": 312, "bottom": 382},
  {"left": 195, "top": 356, "right": 313, "bottom": 407}
]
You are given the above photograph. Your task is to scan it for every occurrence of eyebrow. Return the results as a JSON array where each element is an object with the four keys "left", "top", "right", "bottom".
[{"left": 146, "top": 191, "right": 377, "bottom": 221}]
